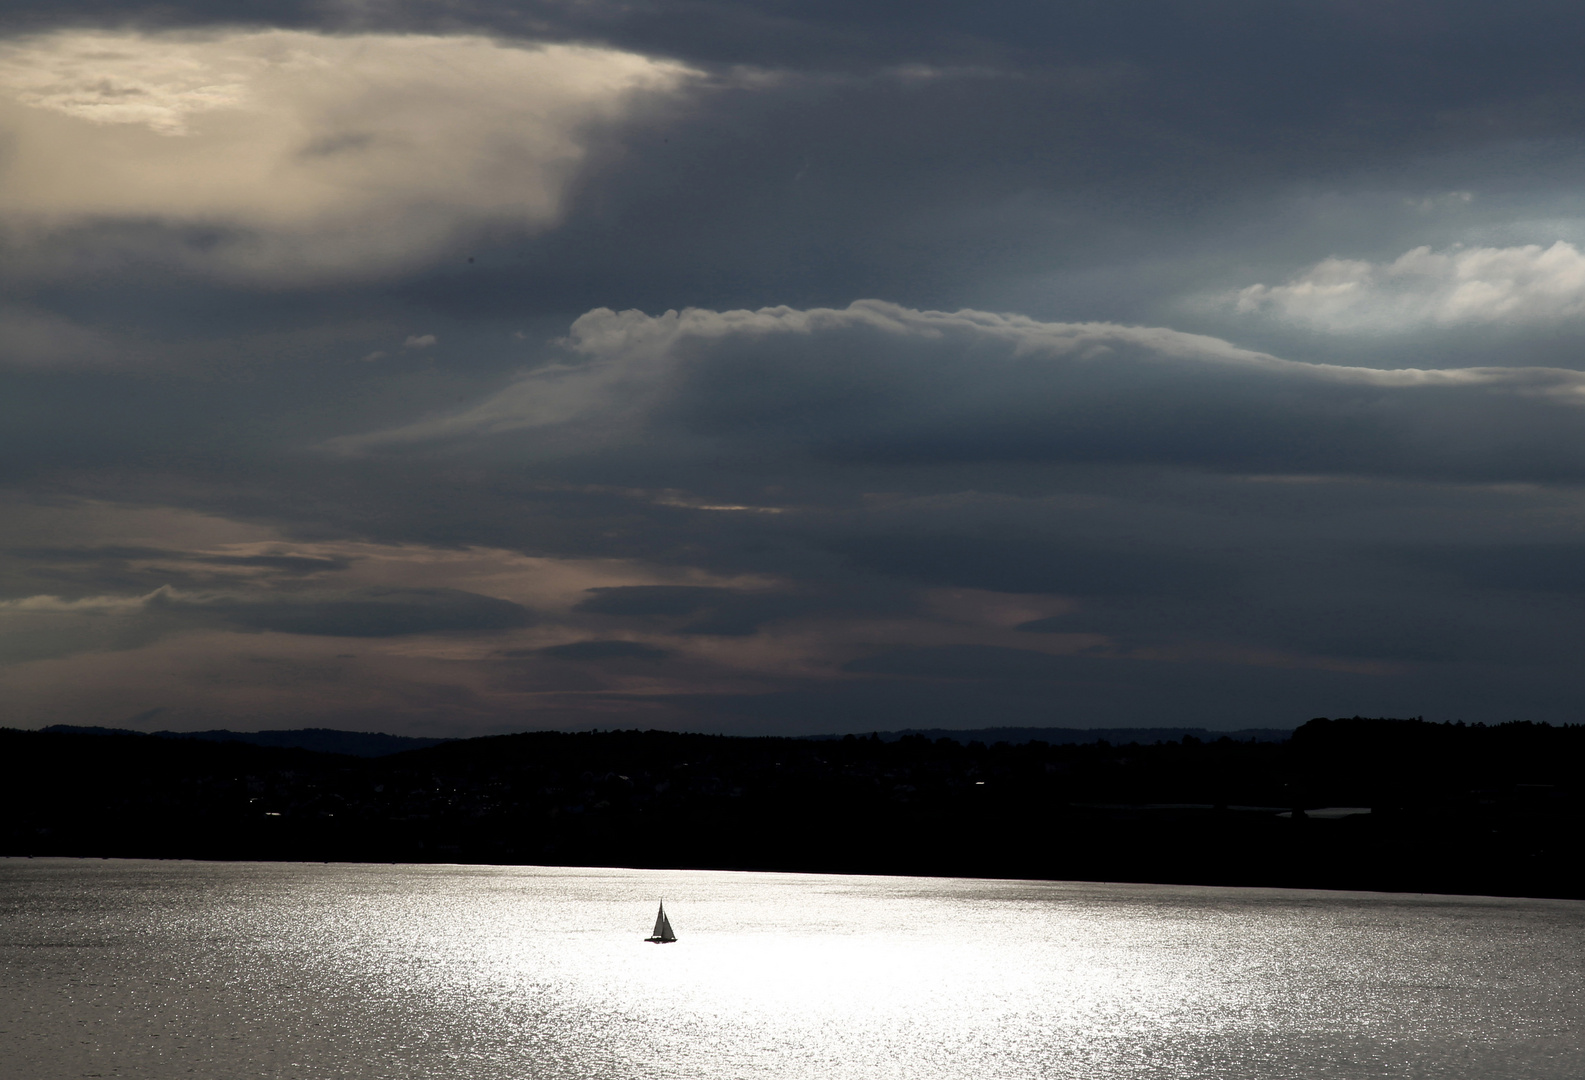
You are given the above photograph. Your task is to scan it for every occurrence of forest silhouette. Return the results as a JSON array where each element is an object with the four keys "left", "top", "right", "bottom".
[{"left": 3, "top": 717, "right": 1579, "bottom": 898}]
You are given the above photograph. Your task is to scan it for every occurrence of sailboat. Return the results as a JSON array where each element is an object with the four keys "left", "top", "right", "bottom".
[{"left": 645, "top": 899, "right": 678, "bottom": 944}]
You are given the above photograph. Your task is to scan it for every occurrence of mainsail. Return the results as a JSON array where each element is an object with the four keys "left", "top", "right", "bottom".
[{"left": 647, "top": 901, "right": 677, "bottom": 943}]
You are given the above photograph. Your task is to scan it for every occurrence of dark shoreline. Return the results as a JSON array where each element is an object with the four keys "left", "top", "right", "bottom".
[{"left": 4, "top": 718, "right": 1581, "bottom": 900}]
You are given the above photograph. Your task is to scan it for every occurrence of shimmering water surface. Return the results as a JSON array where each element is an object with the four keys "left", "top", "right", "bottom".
[{"left": 1, "top": 860, "right": 1580, "bottom": 1079}]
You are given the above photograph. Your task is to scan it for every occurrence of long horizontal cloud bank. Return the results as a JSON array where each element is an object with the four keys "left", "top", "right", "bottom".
[{"left": 342, "top": 300, "right": 1585, "bottom": 482}]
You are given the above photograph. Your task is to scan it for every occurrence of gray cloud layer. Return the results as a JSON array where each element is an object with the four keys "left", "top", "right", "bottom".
[{"left": 8, "top": 1, "right": 1585, "bottom": 733}]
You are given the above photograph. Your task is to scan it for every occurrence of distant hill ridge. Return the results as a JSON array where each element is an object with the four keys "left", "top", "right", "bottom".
[
  {"left": 8, "top": 718, "right": 1582, "bottom": 898},
  {"left": 39, "top": 725, "right": 450, "bottom": 758},
  {"left": 805, "top": 726, "right": 1294, "bottom": 745},
  {"left": 39, "top": 724, "right": 1293, "bottom": 756},
  {"left": 39, "top": 724, "right": 1292, "bottom": 757}
]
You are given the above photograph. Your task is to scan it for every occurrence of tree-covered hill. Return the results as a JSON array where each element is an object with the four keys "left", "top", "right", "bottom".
[{"left": 3, "top": 718, "right": 1579, "bottom": 898}]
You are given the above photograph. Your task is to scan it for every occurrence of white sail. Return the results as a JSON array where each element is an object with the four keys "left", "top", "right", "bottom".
[{"left": 648, "top": 902, "right": 677, "bottom": 943}]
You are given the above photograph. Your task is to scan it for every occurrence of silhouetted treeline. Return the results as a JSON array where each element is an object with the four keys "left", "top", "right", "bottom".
[
  {"left": 805, "top": 726, "right": 1293, "bottom": 746},
  {"left": 2, "top": 717, "right": 1580, "bottom": 898}
]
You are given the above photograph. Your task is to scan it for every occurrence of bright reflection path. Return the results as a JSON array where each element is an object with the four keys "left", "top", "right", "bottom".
[{"left": 1, "top": 860, "right": 1581, "bottom": 1078}]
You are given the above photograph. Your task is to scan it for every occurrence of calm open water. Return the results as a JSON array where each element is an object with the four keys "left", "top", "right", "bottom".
[{"left": 0, "top": 859, "right": 1580, "bottom": 1079}]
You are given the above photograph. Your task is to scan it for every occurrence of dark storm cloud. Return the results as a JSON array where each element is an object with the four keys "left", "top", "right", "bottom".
[
  {"left": 12, "top": 3, "right": 1585, "bottom": 733},
  {"left": 2, "top": 0, "right": 1580, "bottom": 388},
  {"left": 15, "top": 0, "right": 1585, "bottom": 136},
  {"left": 321, "top": 1, "right": 1585, "bottom": 363}
]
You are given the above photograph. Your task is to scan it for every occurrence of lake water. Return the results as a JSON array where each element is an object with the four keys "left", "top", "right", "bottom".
[{"left": 1, "top": 859, "right": 1580, "bottom": 1079}]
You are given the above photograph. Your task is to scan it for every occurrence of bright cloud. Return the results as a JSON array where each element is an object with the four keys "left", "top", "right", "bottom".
[
  {"left": 0, "top": 33, "right": 251, "bottom": 134},
  {"left": 1234, "top": 241, "right": 1585, "bottom": 331},
  {"left": 0, "top": 30, "right": 695, "bottom": 280}
]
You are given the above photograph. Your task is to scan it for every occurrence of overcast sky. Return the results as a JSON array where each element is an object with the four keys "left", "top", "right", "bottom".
[{"left": 6, "top": 1, "right": 1585, "bottom": 736}]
